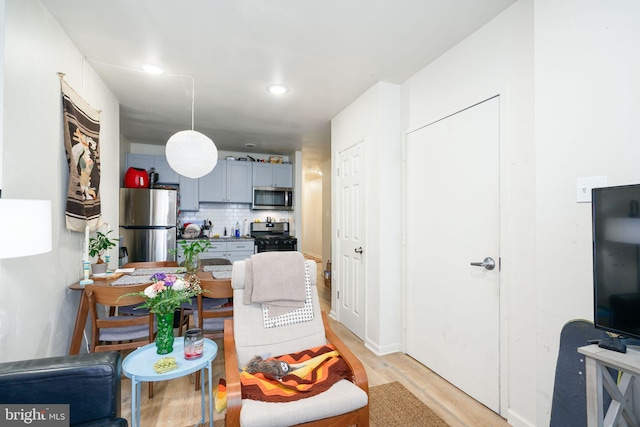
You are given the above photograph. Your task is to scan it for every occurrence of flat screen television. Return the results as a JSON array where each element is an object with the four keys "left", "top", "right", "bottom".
[{"left": 592, "top": 183, "right": 640, "bottom": 351}]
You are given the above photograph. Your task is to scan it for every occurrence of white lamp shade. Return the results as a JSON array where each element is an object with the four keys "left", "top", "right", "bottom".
[
  {"left": 165, "top": 130, "right": 218, "bottom": 179},
  {"left": 0, "top": 199, "right": 52, "bottom": 259}
]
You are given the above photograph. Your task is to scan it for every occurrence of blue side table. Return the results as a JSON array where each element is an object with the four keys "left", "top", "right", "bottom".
[{"left": 122, "top": 337, "right": 218, "bottom": 427}]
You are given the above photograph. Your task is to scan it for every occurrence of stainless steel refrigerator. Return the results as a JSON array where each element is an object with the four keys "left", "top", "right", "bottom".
[{"left": 119, "top": 188, "right": 177, "bottom": 262}]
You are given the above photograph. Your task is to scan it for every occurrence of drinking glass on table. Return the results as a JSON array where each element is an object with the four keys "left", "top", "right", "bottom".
[{"left": 184, "top": 328, "right": 204, "bottom": 360}]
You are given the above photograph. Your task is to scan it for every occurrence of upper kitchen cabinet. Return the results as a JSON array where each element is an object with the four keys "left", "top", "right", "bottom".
[
  {"left": 227, "top": 161, "right": 253, "bottom": 202},
  {"left": 125, "top": 153, "right": 180, "bottom": 184},
  {"left": 154, "top": 156, "right": 180, "bottom": 184},
  {"left": 199, "top": 161, "right": 226, "bottom": 202},
  {"left": 126, "top": 153, "right": 154, "bottom": 171},
  {"left": 179, "top": 175, "right": 199, "bottom": 211},
  {"left": 252, "top": 163, "right": 293, "bottom": 188},
  {"left": 199, "top": 160, "right": 252, "bottom": 203}
]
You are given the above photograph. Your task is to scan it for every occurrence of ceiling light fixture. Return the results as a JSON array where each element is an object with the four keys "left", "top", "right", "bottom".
[
  {"left": 245, "top": 142, "right": 256, "bottom": 148},
  {"left": 141, "top": 64, "right": 164, "bottom": 75},
  {"left": 267, "top": 84, "right": 288, "bottom": 95},
  {"left": 165, "top": 76, "right": 218, "bottom": 179}
]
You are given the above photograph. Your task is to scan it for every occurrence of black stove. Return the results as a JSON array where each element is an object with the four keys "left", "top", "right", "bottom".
[{"left": 251, "top": 222, "right": 297, "bottom": 253}]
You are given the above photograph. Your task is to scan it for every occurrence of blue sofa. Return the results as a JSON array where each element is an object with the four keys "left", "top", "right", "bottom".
[{"left": 0, "top": 351, "right": 127, "bottom": 426}]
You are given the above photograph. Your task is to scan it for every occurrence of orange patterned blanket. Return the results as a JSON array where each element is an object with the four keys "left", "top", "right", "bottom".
[{"left": 240, "top": 344, "right": 352, "bottom": 402}]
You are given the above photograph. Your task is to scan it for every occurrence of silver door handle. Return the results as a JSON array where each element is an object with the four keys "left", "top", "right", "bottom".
[
  {"left": 470, "top": 257, "right": 495, "bottom": 270},
  {"left": 355, "top": 247, "right": 363, "bottom": 254}
]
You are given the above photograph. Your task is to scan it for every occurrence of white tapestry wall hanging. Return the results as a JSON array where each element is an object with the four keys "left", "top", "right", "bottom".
[{"left": 60, "top": 74, "right": 103, "bottom": 232}]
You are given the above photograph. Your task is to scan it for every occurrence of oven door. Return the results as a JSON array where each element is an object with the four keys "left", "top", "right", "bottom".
[{"left": 255, "top": 239, "right": 297, "bottom": 253}]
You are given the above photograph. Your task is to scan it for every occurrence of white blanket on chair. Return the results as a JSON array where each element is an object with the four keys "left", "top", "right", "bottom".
[{"left": 243, "top": 252, "right": 307, "bottom": 317}]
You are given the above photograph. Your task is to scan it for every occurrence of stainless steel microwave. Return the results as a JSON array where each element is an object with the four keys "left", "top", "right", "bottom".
[{"left": 252, "top": 186, "right": 293, "bottom": 210}]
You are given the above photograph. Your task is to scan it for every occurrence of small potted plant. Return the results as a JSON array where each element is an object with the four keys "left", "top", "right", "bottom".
[
  {"left": 89, "top": 230, "right": 117, "bottom": 274},
  {"left": 170, "top": 239, "right": 212, "bottom": 274}
]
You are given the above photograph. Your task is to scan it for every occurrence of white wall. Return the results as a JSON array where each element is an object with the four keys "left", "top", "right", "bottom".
[
  {"left": 302, "top": 174, "right": 322, "bottom": 259},
  {"left": 401, "top": 1, "right": 534, "bottom": 424},
  {"left": 0, "top": 0, "right": 120, "bottom": 362},
  {"left": 400, "top": 0, "right": 640, "bottom": 424},
  {"left": 321, "top": 158, "right": 332, "bottom": 265},
  {"left": 534, "top": 0, "right": 640, "bottom": 425},
  {"left": 331, "top": 81, "right": 403, "bottom": 355},
  {"left": 0, "top": 0, "right": 5, "bottom": 191}
]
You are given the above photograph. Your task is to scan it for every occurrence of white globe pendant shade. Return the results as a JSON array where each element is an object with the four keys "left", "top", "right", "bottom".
[{"left": 165, "top": 130, "right": 218, "bottom": 179}]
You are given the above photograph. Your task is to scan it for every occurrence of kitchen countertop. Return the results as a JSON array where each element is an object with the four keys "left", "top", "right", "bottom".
[{"left": 177, "top": 236, "right": 254, "bottom": 241}]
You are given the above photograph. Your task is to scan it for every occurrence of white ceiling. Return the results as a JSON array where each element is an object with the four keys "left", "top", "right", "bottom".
[{"left": 41, "top": 0, "right": 516, "bottom": 171}]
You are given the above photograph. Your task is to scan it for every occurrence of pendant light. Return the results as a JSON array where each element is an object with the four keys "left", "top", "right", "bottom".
[
  {"left": 165, "top": 76, "right": 218, "bottom": 179},
  {"left": 82, "top": 59, "right": 217, "bottom": 179}
]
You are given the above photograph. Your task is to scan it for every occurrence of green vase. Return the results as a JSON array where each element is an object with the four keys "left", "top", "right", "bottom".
[{"left": 155, "top": 312, "right": 175, "bottom": 355}]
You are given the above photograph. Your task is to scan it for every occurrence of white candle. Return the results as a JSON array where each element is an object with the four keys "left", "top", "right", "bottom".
[
  {"left": 105, "top": 223, "right": 110, "bottom": 260},
  {"left": 84, "top": 225, "right": 90, "bottom": 262}
]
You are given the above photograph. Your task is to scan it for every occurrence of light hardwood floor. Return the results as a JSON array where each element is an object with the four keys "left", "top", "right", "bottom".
[{"left": 120, "top": 261, "right": 509, "bottom": 426}]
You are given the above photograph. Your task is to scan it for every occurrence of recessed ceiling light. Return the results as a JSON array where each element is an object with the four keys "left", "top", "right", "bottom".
[
  {"left": 245, "top": 142, "right": 256, "bottom": 148},
  {"left": 267, "top": 84, "right": 288, "bottom": 95},
  {"left": 141, "top": 64, "right": 164, "bottom": 75}
]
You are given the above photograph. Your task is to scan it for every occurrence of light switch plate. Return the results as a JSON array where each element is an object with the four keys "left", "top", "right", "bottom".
[{"left": 577, "top": 176, "right": 608, "bottom": 203}]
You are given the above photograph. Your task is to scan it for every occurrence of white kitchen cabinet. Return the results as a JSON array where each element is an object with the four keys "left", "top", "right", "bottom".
[
  {"left": 179, "top": 175, "right": 199, "bottom": 211},
  {"left": 126, "top": 153, "right": 154, "bottom": 172},
  {"left": 198, "top": 240, "right": 227, "bottom": 261},
  {"left": 199, "top": 161, "right": 226, "bottom": 202},
  {"left": 153, "top": 156, "right": 180, "bottom": 184},
  {"left": 224, "top": 240, "right": 255, "bottom": 262},
  {"left": 125, "top": 153, "right": 179, "bottom": 184},
  {"left": 252, "top": 163, "right": 293, "bottom": 188},
  {"left": 199, "top": 160, "right": 252, "bottom": 203},
  {"left": 227, "top": 161, "right": 253, "bottom": 202},
  {"left": 176, "top": 239, "right": 254, "bottom": 264}
]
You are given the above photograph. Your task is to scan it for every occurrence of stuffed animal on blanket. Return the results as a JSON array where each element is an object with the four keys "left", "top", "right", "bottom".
[{"left": 246, "top": 355, "right": 292, "bottom": 379}]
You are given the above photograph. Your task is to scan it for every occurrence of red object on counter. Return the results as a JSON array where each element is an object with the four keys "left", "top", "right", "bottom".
[{"left": 124, "top": 167, "right": 149, "bottom": 188}]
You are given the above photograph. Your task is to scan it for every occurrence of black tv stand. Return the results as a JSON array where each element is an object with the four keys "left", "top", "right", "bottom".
[{"left": 596, "top": 337, "right": 627, "bottom": 353}]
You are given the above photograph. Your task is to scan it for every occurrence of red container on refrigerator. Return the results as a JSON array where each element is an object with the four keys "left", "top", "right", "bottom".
[{"left": 124, "top": 167, "right": 149, "bottom": 188}]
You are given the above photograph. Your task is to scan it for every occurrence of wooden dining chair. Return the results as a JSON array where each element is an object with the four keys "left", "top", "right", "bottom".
[
  {"left": 192, "top": 277, "right": 234, "bottom": 390},
  {"left": 199, "top": 258, "right": 232, "bottom": 266},
  {"left": 177, "top": 258, "right": 232, "bottom": 335},
  {"left": 85, "top": 283, "right": 155, "bottom": 353},
  {"left": 85, "top": 283, "right": 156, "bottom": 398},
  {"left": 119, "top": 261, "right": 190, "bottom": 333},
  {"left": 194, "top": 278, "right": 234, "bottom": 339},
  {"left": 194, "top": 256, "right": 233, "bottom": 335},
  {"left": 123, "top": 261, "right": 180, "bottom": 269}
]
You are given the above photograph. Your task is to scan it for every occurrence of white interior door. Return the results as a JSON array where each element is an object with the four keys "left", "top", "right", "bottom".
[
  {"left": 405, "top": 96, "right": 501, "bottom": 412},
  {"left": 337, "top": 142, "right": 366, "bottom": 339}
]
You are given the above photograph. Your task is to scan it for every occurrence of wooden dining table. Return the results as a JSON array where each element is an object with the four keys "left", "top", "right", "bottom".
[{"left": 68, "top": 270, "right": 233, "bottom": 355}]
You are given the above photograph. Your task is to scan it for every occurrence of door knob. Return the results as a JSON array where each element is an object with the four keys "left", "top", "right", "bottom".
[
  {"left": 355, "top": 247, "right": 363, "bottom": 254},
  {"left": 470, "top": 257, "right": 495, "bottom": 270}
]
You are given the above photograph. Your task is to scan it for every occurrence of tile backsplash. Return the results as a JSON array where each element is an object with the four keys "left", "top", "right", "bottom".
[{"left": 178, "top": 203, "right": 292, "bottom": 237}]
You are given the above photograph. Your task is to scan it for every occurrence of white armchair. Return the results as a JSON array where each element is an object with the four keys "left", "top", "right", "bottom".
[{"left": 223, "top": 258, "right": 369, "bottom": 427}]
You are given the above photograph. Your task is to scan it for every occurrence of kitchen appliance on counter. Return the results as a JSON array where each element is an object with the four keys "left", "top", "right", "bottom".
[
  {"left": 124, "top": 167, "right": 149, "bottom": 188},
  {"left": 250, "top": 221, "right": 297, "bottom": 253},
  {"left": 119, "top": 188, "right": 177, "bottom": 262}
]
